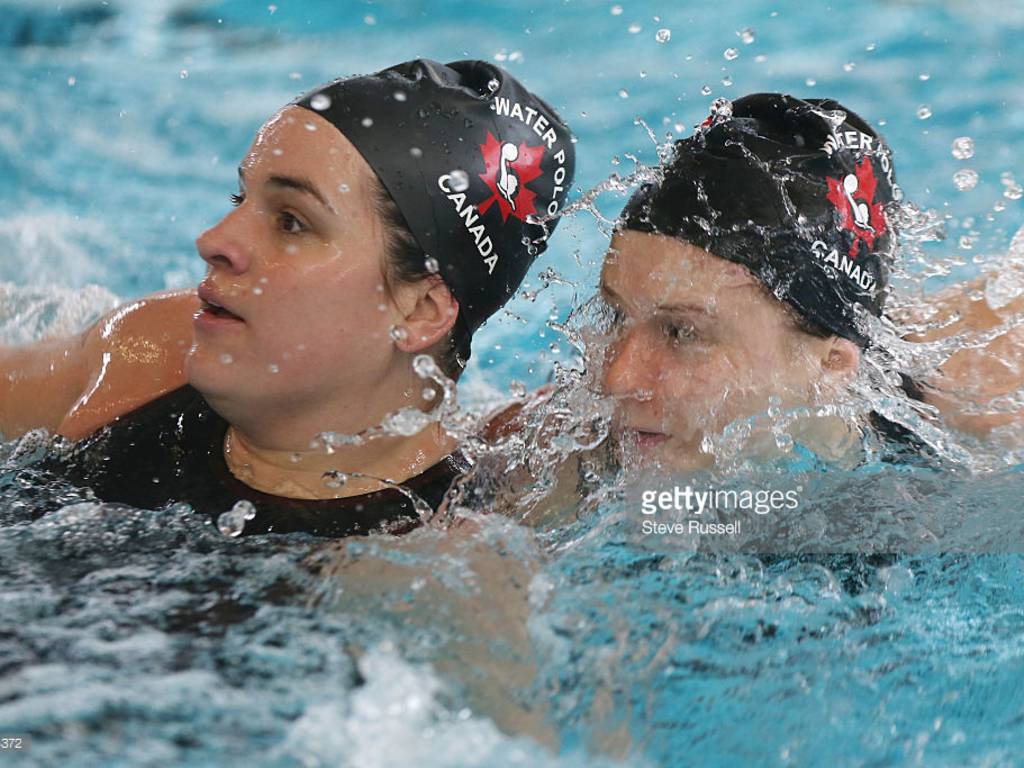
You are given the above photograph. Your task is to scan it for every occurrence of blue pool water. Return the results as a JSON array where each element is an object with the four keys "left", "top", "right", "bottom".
[{"left": 2, "top": 0, "right": 1024, "bottom": 765}]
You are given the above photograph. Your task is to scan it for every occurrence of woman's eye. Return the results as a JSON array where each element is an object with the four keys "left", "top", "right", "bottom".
[
  {"left": 279, "top": 211, "right": 306, "bottom": 235},
  {"left": 229, "top": 192, "right": 245, "bottom": 207},
  {"left": 663, "top": 321, "right": 697, "bottom": 344}
]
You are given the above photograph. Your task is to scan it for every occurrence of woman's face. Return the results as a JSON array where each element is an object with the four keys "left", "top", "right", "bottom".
[
  {"left": 598, "top": 230, "right": 843, "bottom": 469},
  {"left": 186, "top": 106, "right": 404, "bottom": 427}
]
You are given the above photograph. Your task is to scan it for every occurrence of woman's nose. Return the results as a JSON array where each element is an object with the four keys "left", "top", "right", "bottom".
[
  {"left": 602, "top": 326, "right": 654, "bottom": 398},
  {"left": 195, "top": 210, "right": 252, "bottom": 275}
]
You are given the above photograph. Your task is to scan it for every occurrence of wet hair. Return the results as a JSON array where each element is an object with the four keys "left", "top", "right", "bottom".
[{"left": 372, "top": 179, "right": 471, "bottom": 381}]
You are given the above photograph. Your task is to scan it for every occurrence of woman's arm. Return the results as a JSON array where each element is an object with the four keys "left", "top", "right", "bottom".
[{"left": 1, "top": 290, "right": 198, "bottom": 441}]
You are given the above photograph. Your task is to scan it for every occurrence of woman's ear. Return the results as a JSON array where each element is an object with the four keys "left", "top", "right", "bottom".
[
  {"left": 819, "top": 335, "right": 861, "bottom": 384},
  {"left": 392, "top": 277, "right": 459, "bottom": 353}
]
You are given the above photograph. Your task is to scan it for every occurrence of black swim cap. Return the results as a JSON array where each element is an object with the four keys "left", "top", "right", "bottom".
[
  {"left": 621, "top": 93, "right": 901, "bottom": 345},
  {"left": 294, "top": 59, "right": 575, "bottom": 336}
]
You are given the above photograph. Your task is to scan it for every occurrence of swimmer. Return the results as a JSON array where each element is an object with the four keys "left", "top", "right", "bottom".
[
  {"left": 0, "top": 59, "right": 575, "bottom": 537},
  {"left": 484, "top": 94, "right": 1020, "bottom": 513}
]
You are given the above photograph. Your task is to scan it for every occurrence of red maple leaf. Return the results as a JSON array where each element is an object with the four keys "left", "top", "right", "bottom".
[
  {"left": 477, "top": 132, "right": 545, "bottom": 223},
  {"left": 825, "top": 157, "right": 888, "bottom": 258}
]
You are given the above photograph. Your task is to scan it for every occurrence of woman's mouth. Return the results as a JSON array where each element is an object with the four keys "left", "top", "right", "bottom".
[{"left": 195, "top": 284, "right": 246, "bottom": 328}]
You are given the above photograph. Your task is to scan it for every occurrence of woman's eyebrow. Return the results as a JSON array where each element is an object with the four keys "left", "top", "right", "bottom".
[{"left": 237, "top": 167, "right": 337, "bottom": 215}]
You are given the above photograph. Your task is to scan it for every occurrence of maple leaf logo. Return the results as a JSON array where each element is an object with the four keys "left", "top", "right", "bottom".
[
  {"left": 826, "top": 157, "right": 888, "bottom": 258},
  {"left": 477, "top": 132, "right": 545, "bottom": 223}
]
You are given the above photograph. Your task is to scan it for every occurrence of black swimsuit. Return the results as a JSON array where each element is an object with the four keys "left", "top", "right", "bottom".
[{"left": 39, "top": 386, "right": 469, "bottom": 538}]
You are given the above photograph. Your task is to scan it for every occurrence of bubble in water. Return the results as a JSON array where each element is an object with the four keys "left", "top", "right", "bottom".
[
  {"left": 701, "top": 85, "right": 712, "bottom": 96},
  {"left": 916, "top": 105, "right": 932, "bottom": 120},
  {"left": 217, "top": 500, "right": 256, "bottom": 538},
  {"left": 486, "top": 78, "right": 500, "bottom": 93},
  {"left": 1006, "top": 184, "right": 1024, "bottom": 201},
  {"left": 738, "top": 27, "right": 756, "bottom": 44},
  {"left": 389, "top": 325, "right": 408, "bottom": 342},
  {"left": 994, "top": 200, "right": 1007, "bottom": 212},
  {"left": 723, "top": 47, "right": 739, "bottom": 61},
  {"left": 409, "top": 147, "right": 423, "bottom": 158},
  {"left": 424, "top": 256, "right": 440, "bottom": 273},
  {"left": 309, "top": 93, "right": 331, "bottom": 111},
  {"left": 951, "top": 136, "right": 974, "bottom": 160},
  {"left": 338, "top": 183, "right": 350, "bottom": 193},
  {"left": 361, "top": 117, "right": 374, "bottom": 128},
  {"left": 610, "top": 4, "right": 623, "bottom": 14},
  {"left": 394, "top": 91, "right": 407, "bottom": 102},
  {"left": 219, "top": 353, "right": 233, "bottom": 365},
  {"left": 959, "top": 235, "right": 974, "bottom": 250},
  {"left": 655, "top": 28, "right": 671, "bottom": 43},
  {"left": 618, "top": 89, "right": 629, "bottom": 99},
  {"left": 952, "top": 169, "right": 979, "bottom": 191},
  {"left": 180, "top": 69, "right": 189, "bottom": 79},
  {"left": 628, "top": 23, "right": 641, "bottom": 34}
]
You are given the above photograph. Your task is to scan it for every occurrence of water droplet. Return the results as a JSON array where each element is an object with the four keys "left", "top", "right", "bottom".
[
  {"left": 618, "top": 89, "right": 629, "bottom": 99},
  {"left": 424, "top": 256, "right": 440, "bottom": 273},
  {"left": 252, "top": 287, "right": 263, "bottom": 296},
  {"left": 394, "top": 91, "right": 407, "bottom": 102},
  {"left": 486, "top": 78, "right": 500, "bottom": 93},
  {"left": 951, "top": 136, "right": 974, "bottom": 160},
  {"left": 289, "top": 72, "right": 302, "bottom": 81},
  {"left": 389, "top": 325, "right": 408, "bottom": 342},
  {"left": 338, "top": 183, "right": 350, "bottom": 193},
  {"left": 267, "top": 4, "right": 277, "bottom": 14},
  {"left": 180, "top": 69, "right": 189, "bottom": 79},
  {"left": 290, "top": 452, "right": 302, "bottom": 463},
  {"left": 219, "top": 353, "right": 233, "bottom": 365},
  {"left": 361, "top": 117, "right": 374, "bottom": 128},
  {"left": 655, "top": 28, "right": 671, "bottom": 43},
  {"left": 723, "top": 47, "right": 739, "bottom": 61},
  {"left": 843, "top": 61, "right": 856, "bottom": 72},
  {"left": 738, "top": 27, "right": 756, "bottom": 44},
  {"left": 701, "top": 85, "right": 712, "bottom": 96},
  {"left": 267, "top": 363, "right": 280, "bottom": 374},
  {"left": 639, "top": 70, "right": 648, "bottom": 78},
  {"left": 447, "top": 169, "right": 470, "bottom": 192},
  {"left": 805, "top": 77, "right": 817, "bottom": 87},
  {"left": 959, "top": 235, "right": 974, "bottom": 250},
  {"left": 272, "top": 147, "right": 283, "bottom": 156},
  {"left": 285, "top": 244, "right": 298, "bottom": 255},
  {"left": 410, "top": 146, "right": 423, "bottom": 158},
  {"left": 363, "top": 14, "right": 376, "bottom": 25},
  {"left": 304, "top": 121, "right": 317, "bottom": 132},
  {"left": 994, "top": 200, "right": 1007, "bottom": 212},
  {"left": 413, "top": 355, "right": 439, "bottom": 379},
  {"left": 67, "top": 76, "right": 76, "bottom": 86},
  {"left": 218, "top": 500, "right": 257, "bottom": 537},
  {"left": 919, "top": 72, "right": 931, "bottom": 81},
  {"left": 628, "top": 23, "right": 642, "bottom": 34},
  {"left": 953, "top": 168, "right": 979, "bottom": 191},
  {"left": 610, "top": 4, "right": 623, "bottom": 15},
  {"left": 865, "top": 42, "right": 877, "bottom": 52},
  {"left": 916, "top": 105, "right": 932, "bottom": 120},
  {"left": 309, "top": 93, "right": 331, "bottom": 111},
  {"left": 1005, "top": 184, "right": 1024, "bottom": 201},
  {"left": 323, "top": 470, "right": 349, "bottom": 488},
  {"left": 422, "top": 387, "right": 437, "bottom": 400},
  {"left": 722, "top": 75, "right": 733, "bottom": 87}
]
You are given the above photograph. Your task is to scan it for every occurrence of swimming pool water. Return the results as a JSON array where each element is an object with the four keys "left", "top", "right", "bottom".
[{"left": 2, "top": 0, "right": 1024, "bottom": 765}]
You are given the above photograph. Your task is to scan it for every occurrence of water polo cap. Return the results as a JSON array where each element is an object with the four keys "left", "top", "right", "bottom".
[
  {"left": 621, "top": 93, "right": 901, "bottom": 345},
  {"left": 295, "top": 59, "right": 575, "bottom": 336}
]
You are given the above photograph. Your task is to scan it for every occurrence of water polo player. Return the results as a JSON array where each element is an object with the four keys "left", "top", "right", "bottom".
[
  {"left": 599, "top": 93, "right": 945, "bottom": 469},
  {"left": 0, "top": 59, "right": 575, "bottom": 535}
]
